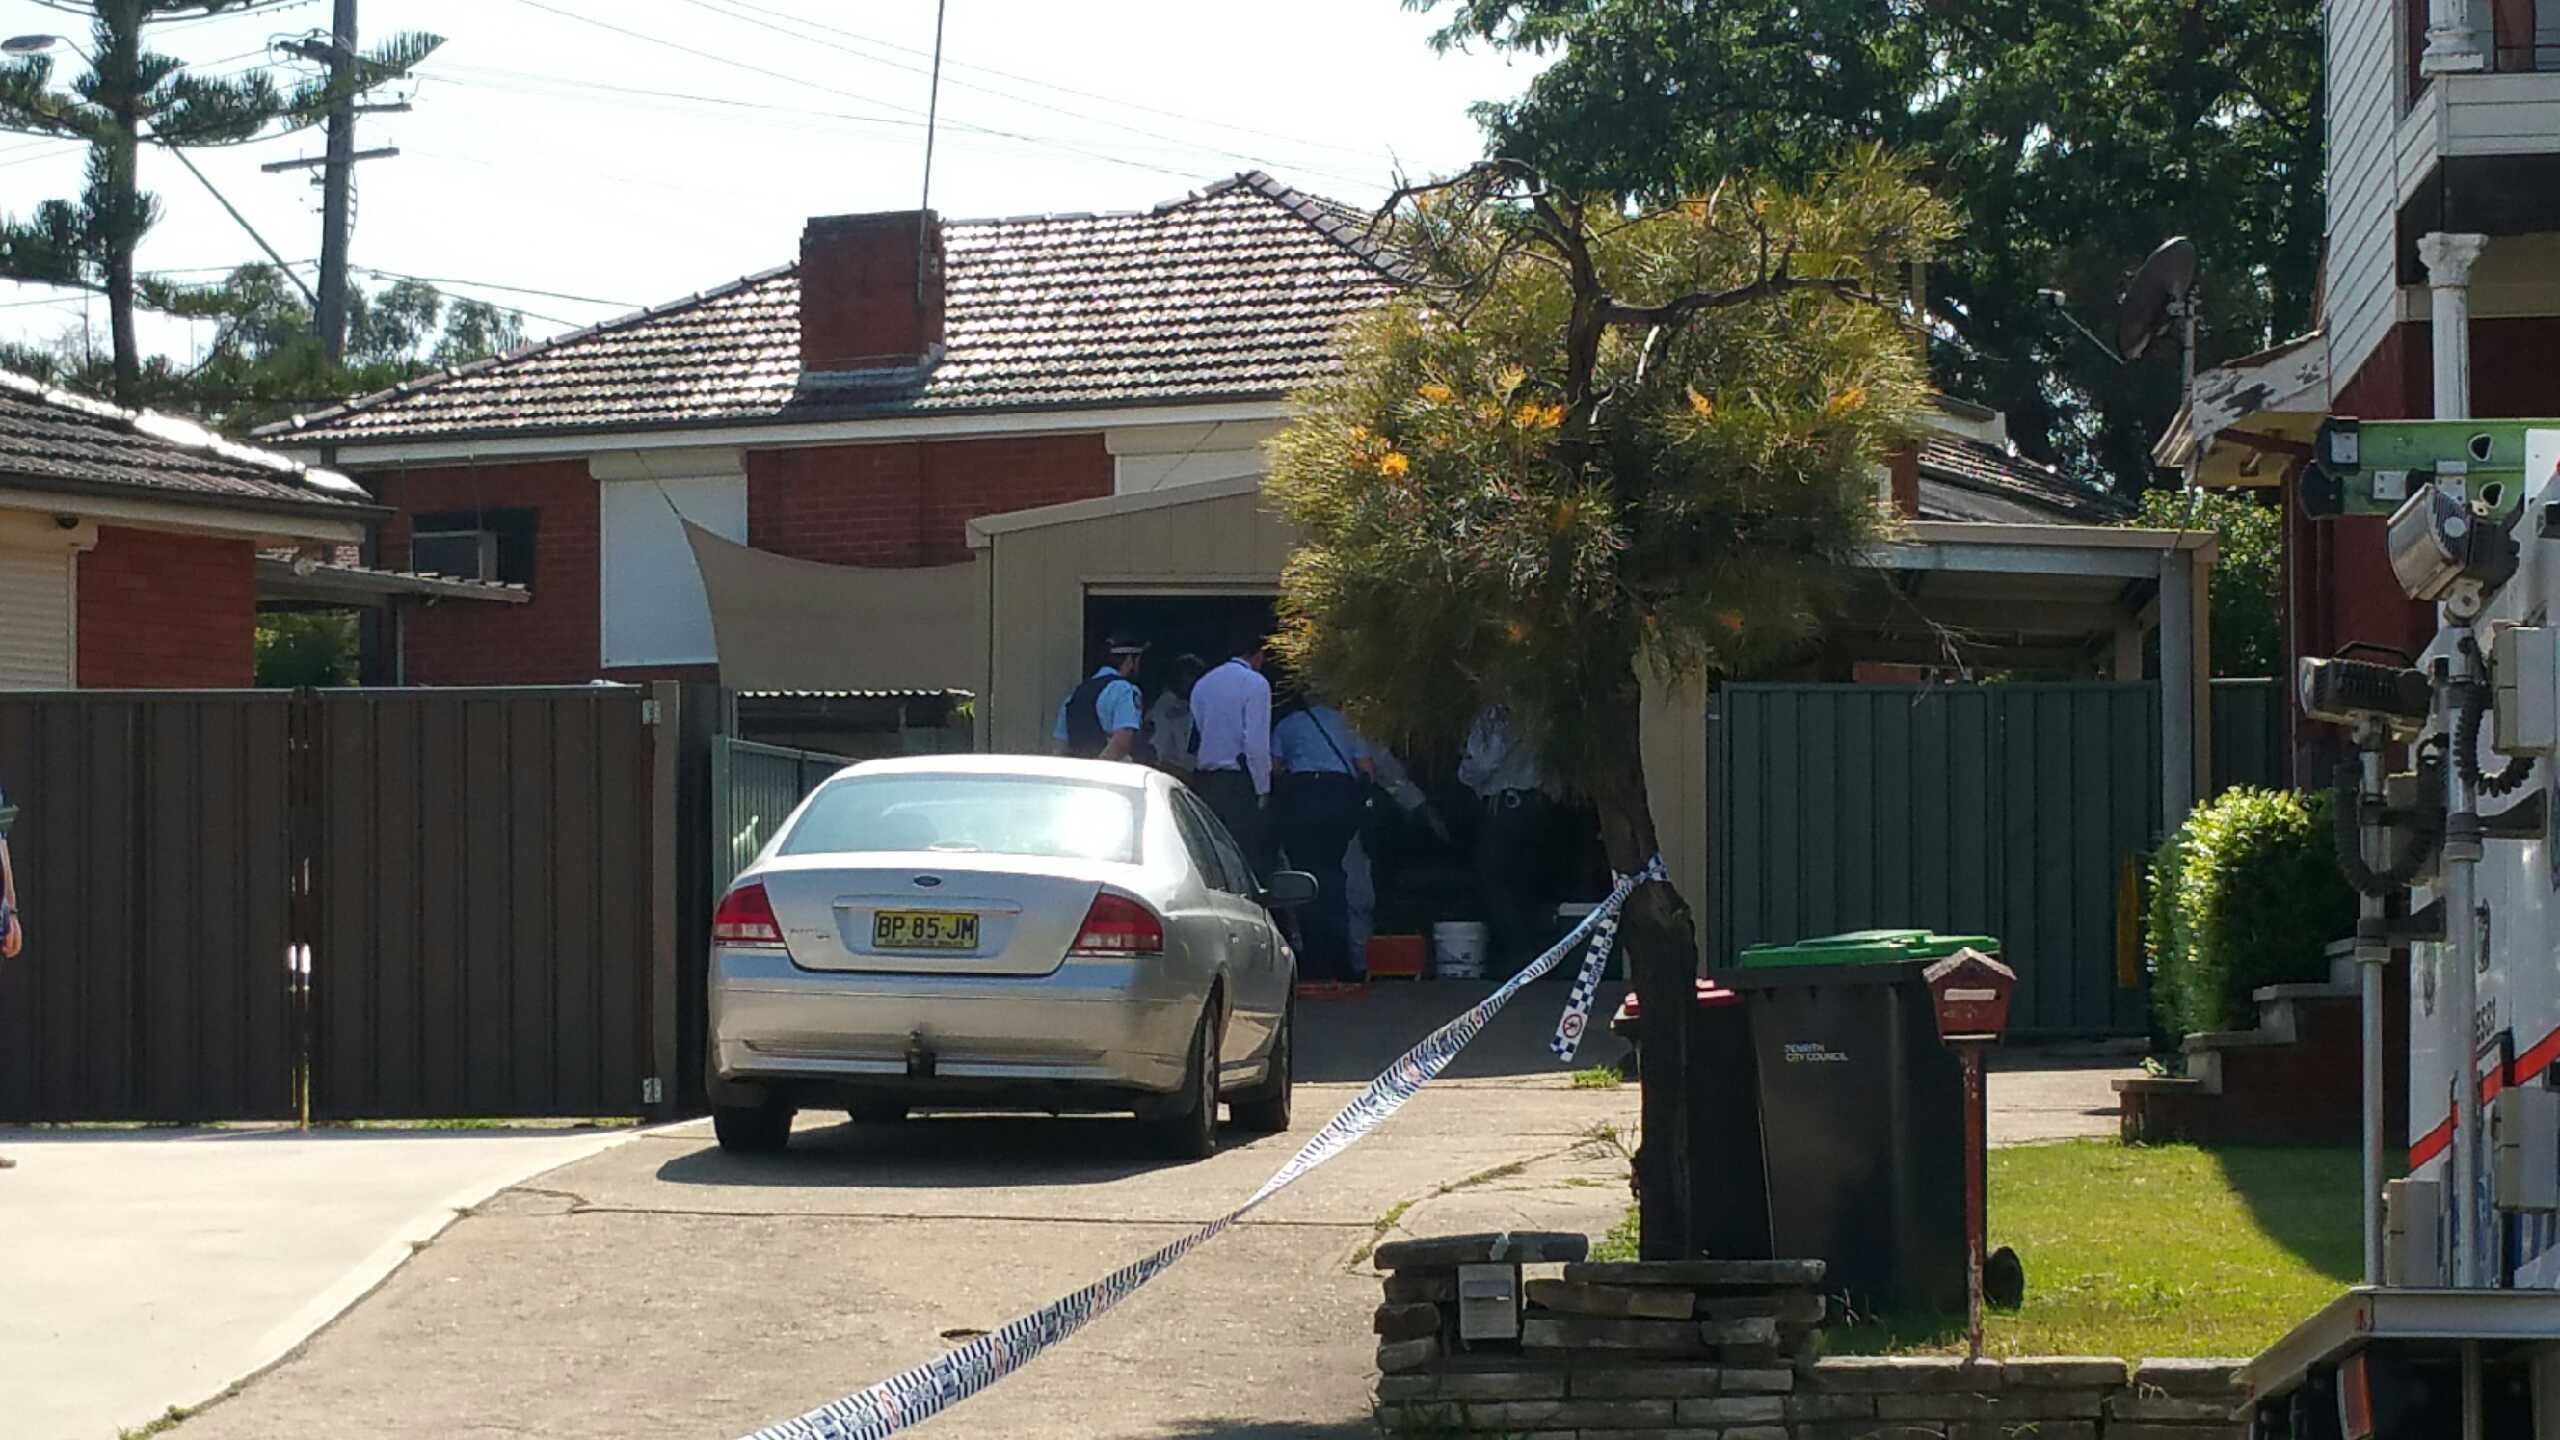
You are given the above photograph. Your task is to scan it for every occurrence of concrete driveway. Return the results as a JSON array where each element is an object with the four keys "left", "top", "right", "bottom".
[
  {"left": 2, "top": 1123, "right": 649, "bottom": 1440},
  {"left": 93, "top": 984, "right": 2131, "bottom": 1440}
]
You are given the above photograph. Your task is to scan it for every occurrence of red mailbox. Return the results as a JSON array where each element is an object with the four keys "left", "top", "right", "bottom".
[
  {"left": 1924, "top": 947, "right": 2017, "bottom": 1041},
  {"left": 1923, "top": 944, "right": 2019, "bottom": 1359}
]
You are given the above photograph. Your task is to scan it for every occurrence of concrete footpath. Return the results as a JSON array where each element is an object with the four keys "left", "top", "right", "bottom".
[{"left": 2, "top": 1123, "right": 649, "bottom": 1440}]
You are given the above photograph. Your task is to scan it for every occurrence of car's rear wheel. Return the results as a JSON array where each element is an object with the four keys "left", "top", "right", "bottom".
[
  {"left": 712, "top": 1098, "right": 794, "bottom": 1154},
  {"left": 1227, "top": 998, "right": 1292, "bottom": 1134},
  {"left": 1148, "top": 1004, "right": 1221, "bottom": 1161},
  {"left": 846, "top": 1098, "right": 909, "bottom": 1125}
]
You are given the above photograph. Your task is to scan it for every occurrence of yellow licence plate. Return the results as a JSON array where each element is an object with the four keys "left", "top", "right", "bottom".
[{"left": 873, "top": 909, "right": 979, "bottom": 951}]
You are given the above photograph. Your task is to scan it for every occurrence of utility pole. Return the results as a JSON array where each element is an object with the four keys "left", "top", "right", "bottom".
[{"left": 314, "top": 0, "right": 359, "bottom": 362}]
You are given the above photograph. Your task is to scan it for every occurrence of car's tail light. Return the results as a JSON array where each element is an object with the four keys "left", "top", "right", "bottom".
[
  {"left": 1072, "top": 892, "right": 1163, "bottom": 955},
  {"left": 712, "top": 882, "right": 785, "bottom": 947}
]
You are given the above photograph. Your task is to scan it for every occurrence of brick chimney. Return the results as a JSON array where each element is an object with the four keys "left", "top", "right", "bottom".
[{"left": 798, "top": 210, "right": 945, "bottom": 380}]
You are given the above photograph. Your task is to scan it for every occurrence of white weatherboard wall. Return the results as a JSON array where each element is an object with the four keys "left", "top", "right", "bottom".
[
  {"left": 2326, "top": 0, "right": 2407, "bottom": 395},
  {"left": 595, "top": 449, "right": 748, "bottom": 668},
  {"left": 1107, "top": 419, "right": 1285, "bottom": 495}
]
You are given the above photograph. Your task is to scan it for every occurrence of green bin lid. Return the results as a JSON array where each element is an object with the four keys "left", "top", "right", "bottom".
[{"left": 1734, "top": 928, "right": 2000, "bottom": 969}]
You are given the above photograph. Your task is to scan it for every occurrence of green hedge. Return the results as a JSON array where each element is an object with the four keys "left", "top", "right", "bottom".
[{"left": 2146, "top": 786, "right": 2356, "bottom": 1040}]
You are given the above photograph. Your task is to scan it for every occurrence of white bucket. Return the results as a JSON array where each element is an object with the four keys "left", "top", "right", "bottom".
[{"left": 1431, "top": 920, "right": 1490, "bottom": 979}]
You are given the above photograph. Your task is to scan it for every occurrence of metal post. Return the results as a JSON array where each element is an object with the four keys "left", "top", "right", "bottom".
[
  {"left": 2463, "top": 1339, "right": 2485, "bottom": 1440},
  {"left": 2358, "top": 743, "right": 2389, "bottom": 1286},
  {"left": 2442, "top": 637, "right": 2487, "bottom": 1287},
  {"left": 2160, "top": 548, "right": 2198, "bottom": 831},
  {"left": 1960, "top": 1038, "right": 1988, "bottom": 1361}
]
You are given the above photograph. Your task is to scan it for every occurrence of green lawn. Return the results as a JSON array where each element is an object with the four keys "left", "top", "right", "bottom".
[{"left": 1823, "top": 1140, "right": 2359, "bottom": 1359}]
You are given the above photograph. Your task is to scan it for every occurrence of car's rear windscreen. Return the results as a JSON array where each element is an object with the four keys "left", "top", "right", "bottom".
[{"left": 778, "top": 775, "right": 1142, "bottom": 864}]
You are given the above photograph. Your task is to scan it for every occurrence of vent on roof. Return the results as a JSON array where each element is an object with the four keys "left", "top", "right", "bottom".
[{"left": 798, "top": 210, "right": 945, "bottom": 389}]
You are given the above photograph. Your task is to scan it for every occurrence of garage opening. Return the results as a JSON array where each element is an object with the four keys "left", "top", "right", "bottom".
[
  {"left": 1080, "top": 591, "right": 1276, "bottom": 684},
  {"left": 1079, "top": 589, "right": 1610, "bottom": 984}
]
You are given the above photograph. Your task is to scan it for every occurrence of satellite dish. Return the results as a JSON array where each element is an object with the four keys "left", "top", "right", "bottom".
[{"left": 2116, "top": 236, "right": 2197, "bottom": 362}]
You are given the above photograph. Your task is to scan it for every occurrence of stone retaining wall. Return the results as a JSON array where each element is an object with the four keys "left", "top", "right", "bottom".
[
  {"left": 1376, "top": 1355, "right": 2248, "bottom": 1439},
  {"left": 1366, "top": 1232, "right": 2245, "bottom": 1439}
]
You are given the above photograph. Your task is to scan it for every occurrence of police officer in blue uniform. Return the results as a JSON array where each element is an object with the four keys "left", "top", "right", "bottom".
[{"left": 1053, "top": 635, "right": 1148, "bottom": 761}]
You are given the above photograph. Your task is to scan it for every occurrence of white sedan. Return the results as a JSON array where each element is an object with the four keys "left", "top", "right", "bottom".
[{"left": 706, "top": 755, "right": 1310, "bottom": 1159}]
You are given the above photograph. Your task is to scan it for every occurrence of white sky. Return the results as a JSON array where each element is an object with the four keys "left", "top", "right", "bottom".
[{"left": 0, "top": 0, "right": 1542, "bottom": 361}]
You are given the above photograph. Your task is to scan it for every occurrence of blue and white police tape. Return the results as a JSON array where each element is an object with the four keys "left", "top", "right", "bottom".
[
  {"left": 737, "top": 854, "right": 1668, "bottom": 1440},
  {"left": 1549, "top": 855, "right": 1667, "bottom": 1064}
]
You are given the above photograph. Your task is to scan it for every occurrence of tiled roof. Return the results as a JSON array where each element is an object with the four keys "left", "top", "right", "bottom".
[
  {"left": 1916, "top": 435, "right": 2132, "bottom": 525},
  {"left": 0, "top": 369, "right": 371, "bottom": 512},
  {"left": 264, "top": 173, "right": 1404, "bottom": 447}
]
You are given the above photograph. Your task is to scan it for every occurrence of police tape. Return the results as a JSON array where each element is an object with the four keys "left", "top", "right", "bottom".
[{"left": 737, "top": 853, "right": 1668, "bottom": 1440}]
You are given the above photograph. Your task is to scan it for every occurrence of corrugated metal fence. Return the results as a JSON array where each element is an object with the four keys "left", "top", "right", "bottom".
[
  {"left": 1709, "top": 679, "right": 2287, "bottom": 1036},
  {"left": 305, "top": 689, "right": 667, "bottom": 1120},
  {"left": 710, "top": 737, "right": 853, "bottom": 898},
  {"left": 0, "top": 686, "right": 678, "bottom": 1123},
  {"left": 0, "top": 692, "right": 300, "bottom": 1120},
  {"left": 1711, "top": 683, "right": 2163, "bottom": 1036},
  {"left": 2210, "top": 677, "right": 2284, "bottom": 795}
]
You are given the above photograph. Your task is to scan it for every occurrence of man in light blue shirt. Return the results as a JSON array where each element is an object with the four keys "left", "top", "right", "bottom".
[
  {"left": 1052, "top": 635, "right": 1147, "bottom": 760},
  {"left": 1272, "top": 702, "right": 1373, "bottom": 780},
  {"left": 1272, "top": 696, "right": 1374, "bottom": 982}
]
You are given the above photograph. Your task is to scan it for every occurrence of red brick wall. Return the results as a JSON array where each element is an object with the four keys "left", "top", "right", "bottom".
[
  {"left": 366, "top": 458, "right": 598, "bottom": 686},
  {"left": 747, "top": 433, "right": 1112, "bottom": 567},
  {"left": 357, "top": 432, "right": 1113, "bottom": 686},
  {"left": 76, "top": 525, "right": 255, "bottom": 688}
]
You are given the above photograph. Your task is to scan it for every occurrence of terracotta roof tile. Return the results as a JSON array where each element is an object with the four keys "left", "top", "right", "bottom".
[
  {"left": 0, "top": 370, "right": 370, "bottom": 511},
  {"left": 265, "top": 173, "right": 1401, "bottom": 446},
  {"left": 1916, "top": 435, "right": 2131, "bottom": 524}
]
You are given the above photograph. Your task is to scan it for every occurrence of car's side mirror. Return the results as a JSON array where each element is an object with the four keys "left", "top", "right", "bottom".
[{"left": 1260, "top": 870, "right": 1318, "bottom": 908}]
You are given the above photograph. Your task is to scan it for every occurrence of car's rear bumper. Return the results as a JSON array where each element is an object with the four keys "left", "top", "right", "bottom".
[{"left": 709, "top": 946, "right": 1204, "bottom": 1104}]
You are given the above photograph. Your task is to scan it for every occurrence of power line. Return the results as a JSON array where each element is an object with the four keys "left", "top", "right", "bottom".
[
  {"left": 715, "top": 0, "right": 1391, "bottom": 164},
  {"left": 348, "top": 265, "right": 636, "bottom": 310},
  {"left": 427, "top": 62, "right": 1295, "bottom": 188},
  {"left": 501, "top": 0, "right": 1239, "bottom": 183},
  {"left": 678, "top": 0, "right": 1379, "bottom": 188}
]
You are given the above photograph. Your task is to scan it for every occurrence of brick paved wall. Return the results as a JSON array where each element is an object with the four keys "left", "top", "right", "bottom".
[{"left": 75, "top": 525, "right": 255, "bottom": 688}]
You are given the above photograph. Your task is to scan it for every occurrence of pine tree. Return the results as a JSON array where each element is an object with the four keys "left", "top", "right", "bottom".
[
  {"left": 1268, "top": 152, "right": 1950, "bottom": 1254},
  {"left": 0, "top": 2, "right": 440, "bottom": 403}
]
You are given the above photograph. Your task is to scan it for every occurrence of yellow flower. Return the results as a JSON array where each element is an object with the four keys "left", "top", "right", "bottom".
[
  {"left": 1379, "top": 451, "right": 1411, "bottom": 479},
  {"left": 1417, "top": 381, "right": 1455, "bottom": 404},
  {"left": 1687, "top": 387, "right": 1716, "bottom": 419},
  {"left": 1825, "top": 385, "right": 1869, "bottom": 418},
  {"left": 1495, "top": 364, "right": 1526, "bottom": 398},
  {"left": 1516, "top": 402, "right": 1565, "bottom": 430},
  {"left": 1347, "top": 424, "right": 1375, "bottom": 448}
]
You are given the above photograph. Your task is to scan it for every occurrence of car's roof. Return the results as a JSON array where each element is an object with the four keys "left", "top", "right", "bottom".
[{"left": 835, "top": 753, "right": 1160, "bottom": 790}]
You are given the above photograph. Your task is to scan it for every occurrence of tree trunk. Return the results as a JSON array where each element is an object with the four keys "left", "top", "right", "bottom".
[
  {"left": 1585, "top": 655, "right": 1701, "bottom": 1260},
  {"left": 99, "top": 3, "right": 146, "bottom": 406}
]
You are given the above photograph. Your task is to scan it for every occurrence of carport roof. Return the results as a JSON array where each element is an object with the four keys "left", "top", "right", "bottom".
[{"left": 1840, "top": 521, "right": 2214, "bottom": 672}]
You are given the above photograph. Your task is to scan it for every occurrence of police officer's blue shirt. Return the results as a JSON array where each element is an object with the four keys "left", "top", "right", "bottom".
[
  {"left": 1053, "top": 668, "right": 1144, "bottom": 742},
  {"left": 1272, "top": 705, "right": 1367, "bottom": 775}
]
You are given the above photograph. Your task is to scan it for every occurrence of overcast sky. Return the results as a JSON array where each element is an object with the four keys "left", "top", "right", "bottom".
[{"left": 0, "top": 0, "right": 1542, "bottom": 362}]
